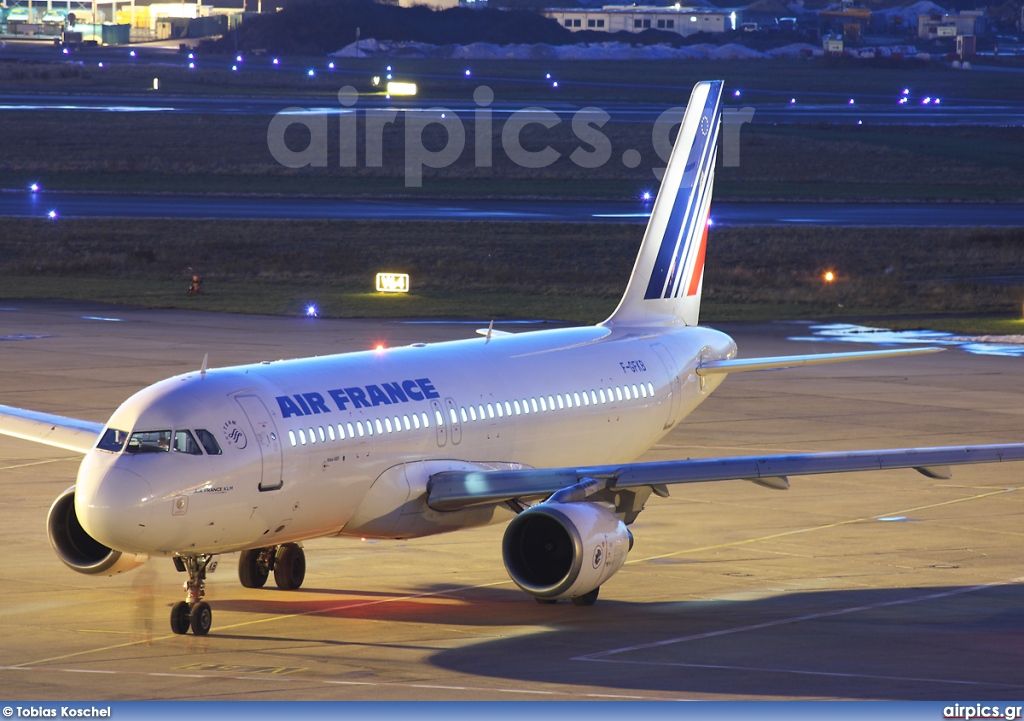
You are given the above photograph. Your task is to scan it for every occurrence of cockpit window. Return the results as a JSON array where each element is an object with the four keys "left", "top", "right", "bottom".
[
  {"left": 196, "top": 429, "right": 222, "bottom": 456},
  {"left": 96, "top": 428, "right": 129, "bottom": 453},
  {"left": 125, "top": 430, "right": 171, "bottom": 454},
  {"left": 174, "top": 430, "right": 203, "bottom": 455}
]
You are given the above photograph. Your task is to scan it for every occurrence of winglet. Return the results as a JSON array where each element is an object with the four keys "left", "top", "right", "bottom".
[{"left": 603, "top": 80, "right": 723, "bottom": 328}]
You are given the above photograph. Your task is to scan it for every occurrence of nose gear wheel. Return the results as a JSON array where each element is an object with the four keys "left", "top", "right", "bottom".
[{"left": 169, "top": 554, "right": 216, "bottom": 635}]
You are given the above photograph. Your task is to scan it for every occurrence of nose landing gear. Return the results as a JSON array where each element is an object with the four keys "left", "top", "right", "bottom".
[{"left": 170, "top": 554, "right": 216, "bottom": 636}]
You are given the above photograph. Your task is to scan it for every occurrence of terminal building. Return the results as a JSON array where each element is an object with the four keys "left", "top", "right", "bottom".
[
  {"left": 1, "top": 0, "right": 248, "bottom": 41},
  {"left": 916, "top": 10, "right": 985, "bottom": 39},
  {"left": 541, "top": 5, "right": 732, "bottom": 36}
]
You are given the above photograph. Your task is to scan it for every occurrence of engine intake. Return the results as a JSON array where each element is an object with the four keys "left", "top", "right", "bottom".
[
  {"left": 47, "top": 487, "right": 148, "bottom": 576},
  {"left": 502, "top": 502, "right": 630, "bottom": 602}
]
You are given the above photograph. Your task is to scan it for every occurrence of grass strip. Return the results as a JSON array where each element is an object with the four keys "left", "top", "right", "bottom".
[{"left": 1, "top": 219, "right": 1021, "bottom": 332}]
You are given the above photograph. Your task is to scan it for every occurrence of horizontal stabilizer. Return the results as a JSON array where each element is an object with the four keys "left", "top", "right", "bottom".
[{"left": 696, "top": 347, "right": 945, "bottom": 376}]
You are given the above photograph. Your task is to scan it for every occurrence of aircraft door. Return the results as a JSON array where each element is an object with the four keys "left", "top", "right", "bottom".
[
  {"left": 235, "top": 394, "right": 284, "bottom": 491},
  {"left": 444, "top": 397, "right": 462, "bottom": 445},
  {"left": 430, "top": 399, "right": 447, "bottom": 447},
  {"left": 651, "top": 343, "right": 682, "bottom": 430}
]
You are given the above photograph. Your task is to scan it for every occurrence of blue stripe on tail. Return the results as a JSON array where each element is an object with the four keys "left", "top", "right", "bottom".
[{"left": 644, "top": 89, "right": 723, "bottom": 301}]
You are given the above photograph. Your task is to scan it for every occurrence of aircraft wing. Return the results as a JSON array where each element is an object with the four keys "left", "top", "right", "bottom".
[
  {"left": 426, "top": 443, "right": 1024, "bottom": 512},
  {"left": 696, "top": 347, "right": 945, "bottom": 376},
  {"left": 0, "top": 404, "right": 103, "bottom": 454}
]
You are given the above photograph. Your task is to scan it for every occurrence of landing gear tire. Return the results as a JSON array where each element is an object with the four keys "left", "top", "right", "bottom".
[
  {"left": 273, "top": 543, "right": 306, "bottom": 590},
  {"left": 189, "top": 601, "right": 212, "bottom": 636},
  {"left": 172, "top": 554, "right": 216, "bottom": 634},
  {"left": 571, "top": 587, "right": 600, "bottom": 606},
  {"left": 239, "top": 548, "right": 270, "bottom": 588},
  {"left": 170, "top": 601, "right": 191, "bottom": 635},
  {"left": 535, "top": 598, "right": 558, "bottom": 604}
]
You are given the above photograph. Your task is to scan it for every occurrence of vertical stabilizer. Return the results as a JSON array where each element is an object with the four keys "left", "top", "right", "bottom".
[{"left": 603, "top": 80, "right": 723, "bottom": 328}]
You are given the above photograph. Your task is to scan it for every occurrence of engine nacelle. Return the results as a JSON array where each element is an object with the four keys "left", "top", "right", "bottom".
[
  {"left": 502, "top": 501, "right": 631, "bottom": 602},
  {"left": 47, "top": 487, "right": 148, "bottom": 576}
]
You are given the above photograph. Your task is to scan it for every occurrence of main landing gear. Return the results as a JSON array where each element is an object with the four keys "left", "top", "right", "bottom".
[
  {"left": 168, "top": 544, "right": 306, "bottom": 636},
  {"left": 170, "top": 554, "right": 216, "bottom": 636},
  {"left": 238, "top": 543, "right": 306, "bottom": 591}
]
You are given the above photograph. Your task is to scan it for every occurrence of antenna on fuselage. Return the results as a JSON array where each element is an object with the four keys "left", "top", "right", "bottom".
[{"left": 200, "top": 353, "right": 209, "bottom": 379}]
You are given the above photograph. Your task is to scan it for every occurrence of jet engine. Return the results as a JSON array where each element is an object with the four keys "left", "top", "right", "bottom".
[
  {"left": 47, "top": 487, "right": 148, "bottom": 576},
  {"left": 502, "top": 501, "right": 631, "bottom": 603}
]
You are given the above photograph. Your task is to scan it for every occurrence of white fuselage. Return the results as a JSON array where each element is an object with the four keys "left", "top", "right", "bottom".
[{"left": 74, "top": 323, "right": 735, "bottom": 558}]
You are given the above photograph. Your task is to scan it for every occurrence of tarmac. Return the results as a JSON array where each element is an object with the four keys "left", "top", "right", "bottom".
[{"left": 1, "top": 300, "right": 1022, "bottom": 701}]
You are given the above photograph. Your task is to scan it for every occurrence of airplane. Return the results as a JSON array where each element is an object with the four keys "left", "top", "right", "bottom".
[{"left": 3, "top": 80, "right": 1024, "bottom": 637}]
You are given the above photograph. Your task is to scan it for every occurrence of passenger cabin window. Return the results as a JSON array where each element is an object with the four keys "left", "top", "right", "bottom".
[
  {"left": 196, "top": 429, "right": 221, "bottom": 456},
  {"left": 174, "top": 430, "right": 203, "bottom": 455},
  {"left": 97, "top": 428, "right": 129, "bottom": 453},
  {"left": 126, "top": 430, "right": 171, "bottom": 454}
]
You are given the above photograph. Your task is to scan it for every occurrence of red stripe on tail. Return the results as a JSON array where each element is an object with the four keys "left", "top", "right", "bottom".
[{"left": 685, "top": 223, "right": 708, "bottom": 297}]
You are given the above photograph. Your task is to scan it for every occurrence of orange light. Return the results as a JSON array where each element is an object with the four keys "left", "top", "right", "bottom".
[{"left": 824, "top": 271, "right": 835, "bottom": 283}]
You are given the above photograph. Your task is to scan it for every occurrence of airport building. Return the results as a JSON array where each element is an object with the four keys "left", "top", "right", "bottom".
[
  {"left": 1, "top": 0, "right": 248, "bottom": 41},
  {"left": 541, "top": 5, "right": 731, "bottom": 36},
  {"left": 916, "top": 10, "right": 985, "bottom": 39}
]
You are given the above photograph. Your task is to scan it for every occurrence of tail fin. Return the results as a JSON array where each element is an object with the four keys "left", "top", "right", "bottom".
[{"left": 603, "top": 80, "right": 723, "bottom": 328}]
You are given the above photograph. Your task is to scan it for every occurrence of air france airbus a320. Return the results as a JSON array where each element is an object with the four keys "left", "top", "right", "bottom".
[{"left": 3, "top": 81, "right": 1023, "bottom": 637}]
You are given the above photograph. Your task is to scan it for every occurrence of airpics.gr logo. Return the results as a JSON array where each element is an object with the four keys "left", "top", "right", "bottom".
[
  {"left": 266, "top": 85, "right": 753, "bottom": 188},
  {"left": 222, "top": 420, "right": 247, "bottom": 450}
]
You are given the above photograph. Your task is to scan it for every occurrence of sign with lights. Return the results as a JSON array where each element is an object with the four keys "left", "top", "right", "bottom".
[
  {"left": 386, "top": 81, "right": 417, "bottom": 96},
  {"left": 376, "top": 273, "right": 410, "bottom": 293}
]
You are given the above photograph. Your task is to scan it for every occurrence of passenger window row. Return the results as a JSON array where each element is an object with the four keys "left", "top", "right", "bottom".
[
  {"left": 289, "top": 411, "right": 431, "bottom": 447},
  {"left": 286, "top": 382, "right": 656, "bottom": 448}
]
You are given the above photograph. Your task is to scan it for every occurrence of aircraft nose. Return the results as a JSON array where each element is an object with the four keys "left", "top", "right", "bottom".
[{"left": 76, "top": 466, "right": 155, "bottom": 551}]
